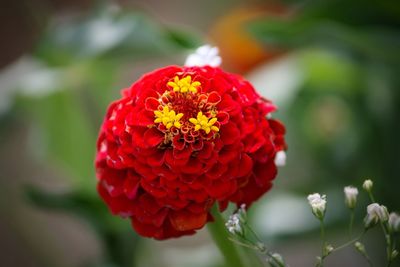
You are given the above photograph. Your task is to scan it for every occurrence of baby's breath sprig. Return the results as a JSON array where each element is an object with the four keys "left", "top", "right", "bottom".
[
  {"left": 362, "top": 180, "right": 399, "bottom": 267},
  {"left": 225, "top": 204, "right": 286, "bottom": 267},
  {"left": 226, "top": 179, "right": 399, "bottom": 267}
]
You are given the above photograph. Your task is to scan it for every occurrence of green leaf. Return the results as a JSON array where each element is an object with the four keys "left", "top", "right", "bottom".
[
  {"left": 16, "top": 89, "right": 97, "bottom": 194},
  {"left": 34, "top": 8, "right": 202, "bottom": 66},
  {"left": 248, "top": 13, "right": 400, "bottom": 63},
  {"left": 164, "top": 28, "right": 202, "bottom": 49},
  {"left": 25, "top": 185, "right": 126, "bottom": 233}
]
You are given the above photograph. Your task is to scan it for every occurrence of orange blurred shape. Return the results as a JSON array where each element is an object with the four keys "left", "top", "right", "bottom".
[{"left": 209, "top": 4, "right": 289, "bottom": 73}]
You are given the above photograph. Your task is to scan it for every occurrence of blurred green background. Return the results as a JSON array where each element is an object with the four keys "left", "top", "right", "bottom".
[{"left": 0, "top": 0, "right": 399, "bottom": 266}]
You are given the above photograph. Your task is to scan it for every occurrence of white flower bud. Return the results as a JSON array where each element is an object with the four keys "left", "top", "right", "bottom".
[
  {"left": 344, "top": 186, "right": 358, "bottom": 209},
  {"left": 307, "top": 193, "right": 327, "bottom": 220},
  {"left": 392, "top": 250, "right": 399, "bottom": 260},
  {"left": 362, "top": 179, "right": 373, "bottom": 192},
  {"left": 268, "top": 253, "right": 285, "bottom": 267},
  {"left": 225, "top": 214, "right": 243, "bottom": 235},
  {"left": 389, "top": 212, "right": 400, "bottom": 233},
  {"left": 324, "top": 244, "right": 334, "bottom": 256},
  {"left": 184, "top": 45, "right": 222, "bottom": 67},
  {"left": 365, "top": 203, "right": 389, "bottom": 228},
  {"left": 274, "top": 151, "right": 286, "bottom": 167},
  {"left": 354, "top": 241, "right": 366, "bottom": 255}
]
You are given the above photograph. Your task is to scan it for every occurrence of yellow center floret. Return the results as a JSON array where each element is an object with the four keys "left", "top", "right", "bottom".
[
  {"left": 189, "top": 112, "right": 219, "bottom": 134},
  {"left": 154, "top": 106, "right": 184, "bottom": 129},
  {"left": 167, "top": 75, "right": 201, "bottom": 93}
]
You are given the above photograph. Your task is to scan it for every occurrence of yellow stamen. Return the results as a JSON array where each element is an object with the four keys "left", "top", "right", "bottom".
[
  {"left": 167, "top": 75, "right": 201, "bottom": 93},
  {"left": 154, "top": 106, "right": 184, "bottom": 129},
  {"left": 189, "top": 112, "right": 219, "bottom": 134}
]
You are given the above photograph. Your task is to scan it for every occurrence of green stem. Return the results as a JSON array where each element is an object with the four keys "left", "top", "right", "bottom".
[
  {"left": 349, "top": 210, "right": 355, "bottom": 238},
  {"left": 367, "top": 190, "right": 393, "bottom": 266},
  {"left": 316, "top": 219, "right": 326, "bottom": 267},
  {"left": 333, "top": 230, "right": 366, "bottom": 253},
  {"left": 320, "top": 219, "right": 326, "bottom": 253},
  {"left": 208, "top": 205, "right": 246, "bottom": 267},
  {"left": 386, "top": 233, "right": 392, "bottom": 267},
  {"left": 367, "top": 191, "right": 376, "bottom": 203}
]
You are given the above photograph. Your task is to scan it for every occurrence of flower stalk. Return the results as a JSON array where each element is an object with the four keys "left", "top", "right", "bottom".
[{"left": 208, "top": 205, "right": 246, "bottom": 267}]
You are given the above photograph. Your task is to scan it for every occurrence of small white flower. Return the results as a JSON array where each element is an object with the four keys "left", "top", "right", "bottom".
[
  {"left": 269, "top": 253, "right": 285, "bottom": 266},
  {"left": 365, "top": 203, "right": 389, "bottom": 228},
  {"left": 344, "top": 186, "right": 358, "bottom": 209},
  {"left": 368, "top": 203, "right": 389, "bottom": 221},
  {"left": 184, "top": 45, "right": 222, "bottom": 67},
  {"left": 392, "top": 250, "right": 399, "bottom": 260},
  {"left": 324, "top": 244, "right": 334, "bottom": 256},
  {"left": 362, "top": 179, "right": 373, "bottom": 192},
  {"left": 354, "top": 242, "right": 366, "bottom": 255},
  {"left": 307, "top": 193, "right": 327, "bottom": 220},
  {"left": 274, "top": 150, "right": 286, "bottom": 167},
  {"left": 225, "top": 213, "right": 242, "bottom": 235},
  {"left": 389, "top": 212, "right": 400, "bottom": 233}
]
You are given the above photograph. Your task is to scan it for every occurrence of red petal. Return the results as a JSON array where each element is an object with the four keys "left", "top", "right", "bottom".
[
  {"left": 124, "top": 173, "right": 140, "bottom": 199},
  {"left": 173, "top": 146, "right": 192, "bottom": 160},
  {"left": 180, "top": 158, "right": 203, "bottom": 174},
  {"left": 218, "top": 143, "right": 241, "bottom": 164},
  {"left": 141, "top": 179, "right": 167, "bottom": 198},
  {"left": 206, "top": 180, "right": 237, "bottom": 199},
  {"left": 169, "top": 210, "right": 207, "bottom": 231},
  {"left": 144, "top": 127, "right": 164, "bottom": 147},
  {"left": 206, "top": 163, "right": 228, "bottom": 179},
  {"left": 218, "top": 200, "right": 229, "bottom": 212},
  {"left": 138, "top": 194, "right": 162, "bottom": 215},
  {"left": 131, "top": 127, "right": 147, "bottom": 148},
  {"left": 237, "top": 153, "right": 253, "bottom": 178},
  {"left": 269, "top": 119, "right": 286, "bottom": 135},
  {"left": 220, "top": 122, "right": 240, "bottom": 145},
  {"left": 145, "top": 97, "right": 160, "bottom": 111},
  {"left": 207, "top": 91, "right": 221, "bottom": 104},
  {"left": 218, "top": 94, "right": 239, "bottom": 114},
  {"left": 135, "top": 110, "right": 155, "bottom": 126},
  {"left": 172, "top": 134, "right": 186, "bottom": 150},
  {"left": 131, "top": 217, "right": 164, "bottom": 239},
  {"left": 146, "top": 149, "right": 165, "bottom": 166},
  {"left": 157, "top": 196, "right": 189, "bottom": 209},
  {"left": 197, "top": 142, "right": 214, "bottom": 159},
  {"left": 216, "top": 111, "right": 229, "bottom": 125},
  {"left": 190, "top": 138, "right": 204, "bottom": 151}
]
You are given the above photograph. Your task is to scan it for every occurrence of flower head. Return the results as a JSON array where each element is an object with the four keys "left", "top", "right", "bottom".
[
  {"left": 184, "top": 45, "right": 222, "bottom": 67},
  {"left": 389, "top": 212, "right": 400, "bottom": 233},
  {"left": 307, "top": 193, "right": 327, "bottom": 220},
  {"left": 95, "top": 59, "right": 287, "bottom": 239},
  {"left": 226, "top": 213, "right": 243, "bottom": 235},
  {"left": 274, "top": 150, "right": 286, "bottom": 167},
  {"left": 364, "top": 203, "right": 389, "bottom": 228},
  {"left": 344, "top": 186, "right": 358, "bottom": 209},
  {"left": 363, "top": 179, "right": 373, "bottom": 192}
]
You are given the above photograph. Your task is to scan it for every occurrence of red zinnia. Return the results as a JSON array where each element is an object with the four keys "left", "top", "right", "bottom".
[{"left": 95, "top": 65, "right": 287, "bottom": 239}]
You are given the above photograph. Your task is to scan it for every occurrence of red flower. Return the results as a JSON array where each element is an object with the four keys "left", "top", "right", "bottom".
[{"left": 95, "top": 65, "right": 287, "bottom": 239}]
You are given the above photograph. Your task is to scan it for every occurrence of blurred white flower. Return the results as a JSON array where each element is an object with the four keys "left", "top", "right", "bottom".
[
  {"left": 274, "top": 150, "right": 286, "bottom": 167},
  {"left": 324, "top": 244, "right": 334, "bottom": 256},
  {"left": 269, "top": 253, "right": 285, "bottom": 266},
  {"left": 354, "top": 242, "right": 367, "bottom": 255},
  {"left": 344, "top": 186, "right": 358, "bottom": 209},
  {"left": 365, "top": 203, "right": 389, "bottom": 228},
  {"left": 389, "top": 212, "right": 400, "bottom": 233},
  {"left": 225, "top": 214, "right": 242, "bottom": 235},
  {"left": 392, "top": 250, "right": 399, "bottom": 261},
  {"left": 185, "top": 45, "right": 222, "bottom": 67},
  {"left": 307, "top": 193, "right": 327, "bottom": 220},
  {"left": 363, "top": 179, "right": 373, "bottom": 192}
]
